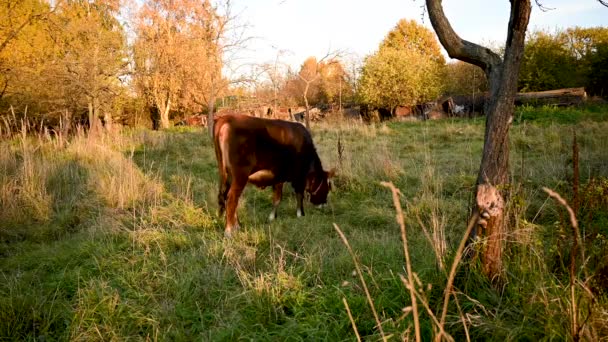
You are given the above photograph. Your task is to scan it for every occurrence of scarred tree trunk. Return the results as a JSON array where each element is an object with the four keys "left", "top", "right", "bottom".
[
  {"left": 160, "top": 97, "right": 171, "bottom": 129},
  {"left": 88, "top": 97, "right": 102, "bottom": 132},
  {"left": 152, "top": 87, "right": 172, "bottom": 130},
  {"left": 303, "top": 82, "right": 311, "bottom": 130},
  {"left": 426, "top": 0, "right": 531, "bottom": 279},
  {"left": 208, "top": 81, "right": 216, "bottom": 137},
  {"left": 208, "top": 94, "right": 216, "bottom": 137}
]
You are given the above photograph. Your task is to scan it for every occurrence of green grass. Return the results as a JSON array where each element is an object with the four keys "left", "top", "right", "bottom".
[{"left": 1, "top": 105, "right": 607, "bottom": 340}]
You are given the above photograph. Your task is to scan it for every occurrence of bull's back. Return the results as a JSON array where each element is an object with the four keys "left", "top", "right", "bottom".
[{"left": 213, "top": 114, "right": 313, "bottom": 172}]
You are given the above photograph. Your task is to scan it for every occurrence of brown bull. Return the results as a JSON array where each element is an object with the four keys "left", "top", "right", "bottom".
[{"left": 213, "top": 114, "right": 335, "bottom": 237}]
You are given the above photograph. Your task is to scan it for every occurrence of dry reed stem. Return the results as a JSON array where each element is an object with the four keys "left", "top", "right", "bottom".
[
  {"left": 380, "top": 181, "right": 421, "bottom": 342},
  {"left": 438, "top": 212, "right": 479, "bottom": 342},
  {"left": 333, "top": 223, "right": 387, "bottom": 342},
  {"left": 342, "top": 297, "right": 362, "bottom": 342},
  {"left": 451, "top": 291, "right": 471, "bottom": 342},
  {"left": 572, "top": 131, "right": 580, "bottom": 214},
  {"left": 398, "top": 274, "right": 444, "bottom": 337},
  {"left": 413, "top": 208, "right": 445, "bottom": 272},
  {"left": 542, "top": 187, "right": 585, "bottom": 341}
]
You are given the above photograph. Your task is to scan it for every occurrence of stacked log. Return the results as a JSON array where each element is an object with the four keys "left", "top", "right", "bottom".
[
  {"left": 447, "top": 87, "right": 587, "bottom": 116},
  {"left": 515, "top": 87, "right": 587, "bottom": 106}
]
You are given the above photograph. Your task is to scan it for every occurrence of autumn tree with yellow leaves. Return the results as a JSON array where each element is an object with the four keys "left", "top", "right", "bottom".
[
  {"left": 0, "top": 0, "right": 126, "bottom": 131},
  {"left": 358, "top": 19, "right": 445, "bottom": 114}
]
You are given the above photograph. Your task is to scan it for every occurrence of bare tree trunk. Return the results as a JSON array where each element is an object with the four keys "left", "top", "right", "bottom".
[
  {"left": 103, "top": 110, "right": 112, "bottom": 131},
  {"left": 160, "top": 97, "right": 171, "bottom": 129},
  {"left": 304, "top": 83, "right": 311, "bottom": 130},
  {"left": 88, "top": 100, "right": 94, "bottom": 130},
  {"left": 208, "top": 95, "right": 216, "bottom": 137},
  {"left": 88, "top": 98, "right": 101, "bottom": 132},
  {"left": 339, "top": 77, "right": 342, "bottom": 113},
  {"left": 61, "top": 109, "right": 71, "bottom": 137},
  {"left": 208, "top": 82, "right": 216, "bottom": 137},
  {"left": 426, "top": 0, "right": 531, "bottom": 280},
  {"left": 273, "top": 88, "right": 278, "bottom": 118}
]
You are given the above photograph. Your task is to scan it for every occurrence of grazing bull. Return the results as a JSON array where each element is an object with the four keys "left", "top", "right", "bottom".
[{"left": 213, "top": 114, "right": 335, "bottom": 237}]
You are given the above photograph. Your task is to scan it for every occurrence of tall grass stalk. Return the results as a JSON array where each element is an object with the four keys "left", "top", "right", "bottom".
[
  {"left": 1, "top": 106, "right": 607, "bottom": 340},
  {"left": 342, "top": 297, "right": 362, "bottom": 342},
  {"left": 334, "top": 223, "right": 387, "bottom": 342},
  {"left": 543, "top": 187, "right": 591, "bottom": 341},
  {"left": 380, "top": 182, "right": 422, "bottom": 342}
]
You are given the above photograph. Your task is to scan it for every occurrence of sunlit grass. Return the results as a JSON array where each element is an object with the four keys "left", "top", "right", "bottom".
[{"left": 1, "top": 106, "right": 607, "bottom": 340}]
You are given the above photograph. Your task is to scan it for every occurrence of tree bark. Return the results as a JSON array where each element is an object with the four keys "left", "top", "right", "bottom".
[
  {"left": 88, "top": 97, "right": 101, "bottom": 132},
  {"left": 160, "top": 97, "right": 171, "bottom": 129},
  {"left": 206, "top": 79, "right": 217, "bottom": 137},
  {"left": 88, "top": 100, "right": 94, "bottom": 129},
  {"left": 426, "top": 0, "right": 531, "bottom": 279},
  {"left": 208, "top": 95, "right": 216, "bottom": 137},
  {"left": 103, "top": 109, "right": 112, "bottom": 131},
  {"left": 303, "top": 82, "right": 311, "bottom": 130}
]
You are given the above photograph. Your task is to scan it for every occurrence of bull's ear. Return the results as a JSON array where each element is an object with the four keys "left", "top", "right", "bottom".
[{"left": 326, "top": 168, "right": 337, "bottom": 178}]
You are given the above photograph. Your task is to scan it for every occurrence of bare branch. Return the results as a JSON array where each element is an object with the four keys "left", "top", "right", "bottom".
[
  {"left": 0, "top": 0, "right": 64, "bottom": 53},
  {"left": 534, "top": 0, "right": 555, "bottom": 11},
  {"left": 425, "top": 0, "right": 502, "bottom": 75}
]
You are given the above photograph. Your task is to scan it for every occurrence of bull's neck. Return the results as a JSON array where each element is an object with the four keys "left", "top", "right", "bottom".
[{"left": 309, "top": 148, "right": 324, "bottom": 174}]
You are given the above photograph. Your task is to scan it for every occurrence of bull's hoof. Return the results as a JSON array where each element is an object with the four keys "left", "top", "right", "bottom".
[
  {"left": 224, "top": 223, "right": 240, "bottom": 238},
  {"left": 268, "top": 212, "right": 276, "bottom": 221}
]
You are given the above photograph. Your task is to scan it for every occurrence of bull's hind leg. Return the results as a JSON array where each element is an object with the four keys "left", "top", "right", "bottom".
[
  {"left": 224, "top": 177, "right": 246, "bottom": 238},
  {"left": 292, "top": 183, "right": 305, "bottom": 217},
  {"left": 218, "top": 177, "right": 230, "bottom": 216},
  {"left": 268, "top": 183, "right": 283, "bottom": 221}
]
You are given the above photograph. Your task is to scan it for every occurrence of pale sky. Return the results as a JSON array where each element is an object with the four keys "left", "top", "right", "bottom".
[{"left": 230, "top": 0, "right": 608, "bottom": 70}]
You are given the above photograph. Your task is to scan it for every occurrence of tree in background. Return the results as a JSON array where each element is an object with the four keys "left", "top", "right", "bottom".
[
  {"left": 52, "top": 0, "right": 127, "bottom": 130},
  {"left": 563, "top": 26, "right": 608, "bottom": 95},
  {"left": 518, "top": 30, "right": 579, "bottom": 91},
  {"left": 284, "top": 53, "right": 342, "bottom": 129},
  {"left": 0, "top": 0, "right": 126, "bottom": 132},
  {"left": 0, "top": 0, "right": 61, "bottom": 56},
  {"left": 586, "top": 41, "right": 608, "bottom": 96},
  {"left": 297, "top": 56, "right": 322, "bottom": 129},
  {"left": 358, "top": 19, "right": 444, "bottom": 113},
  {"left": 443, "top": 61, "right": 488, "bottom": 96},
  {"left": 381, "top": 19, "right": 445, "bottom": 63},
  {"left": 260, "top": 49, "right": 290, "bottom": 116},
  {"left": 318, "top": 59, "right": 351, "bottom": 112},
  {"left": 519, "top": 27, "right": 608, "bottom": 95},
  {"left": 134, "top": 0, "right": 248, "bottom": 134},
  {"left": 134, "top": 0, "right": 221, "bottom": 129},
  {"left": 200, "top": 0, "right": 248, "bottom": 137},
  {"left": 341, "top": 55, "right": 363, "bottom": 106},
  {"left": 0, "top": 0, "right": 55, "bottom": 104}
]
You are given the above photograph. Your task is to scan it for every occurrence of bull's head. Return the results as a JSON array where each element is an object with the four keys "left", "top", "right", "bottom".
[{"left": 307, "top": 168, "right": 336, "bottom": 205}]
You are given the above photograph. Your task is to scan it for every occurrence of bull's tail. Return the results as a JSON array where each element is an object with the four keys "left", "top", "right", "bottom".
[
  {"left": 213, "top": 117, "right": 231, "bottom": 215},
  {"left": 213, "top": 118, "right": 224, "bottom": 171}
]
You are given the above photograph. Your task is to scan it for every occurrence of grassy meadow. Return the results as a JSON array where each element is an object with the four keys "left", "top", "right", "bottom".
[{"left": 1, "top": 105, "right": 608, "bottom": 341}]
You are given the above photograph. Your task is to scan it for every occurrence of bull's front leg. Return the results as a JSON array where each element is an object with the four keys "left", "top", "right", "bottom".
[
  {"left": 225, "top": 182, "right": 245, "bottom": 238},
  {"left": 295, "top": 192, "right": 304, "bottom": 217},
  {"left": 269, "top": 183, "right": 283, "bottom": 221}
]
